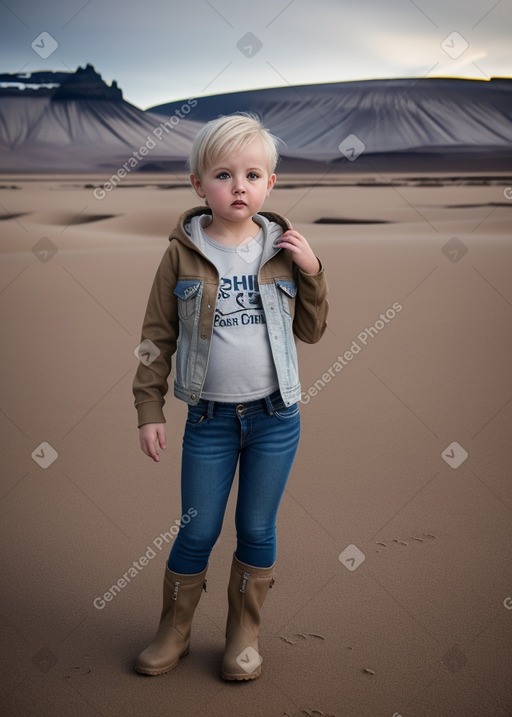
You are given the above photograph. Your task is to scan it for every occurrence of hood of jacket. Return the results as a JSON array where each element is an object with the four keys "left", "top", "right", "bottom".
[{"left": 169, "top": 206, "right": 291, "bottom": 267}]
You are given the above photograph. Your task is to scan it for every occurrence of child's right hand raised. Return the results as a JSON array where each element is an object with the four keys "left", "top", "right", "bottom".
[{"left": 139, "top": 423, "right": 167, "bottom": 462}]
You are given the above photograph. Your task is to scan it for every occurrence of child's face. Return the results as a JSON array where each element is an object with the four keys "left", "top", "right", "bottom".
[{"left": 190, "top": 138, "right": 276, "bottom": 227}]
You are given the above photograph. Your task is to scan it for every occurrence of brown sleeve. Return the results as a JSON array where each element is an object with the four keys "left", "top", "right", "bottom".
[
  {"left": 292, "top": 260, "right": 329, "bottom": 344},
  {"left": 132, "top": 244, "right": 179, "bottom": 427}
]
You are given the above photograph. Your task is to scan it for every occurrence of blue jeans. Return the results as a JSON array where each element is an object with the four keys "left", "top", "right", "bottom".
[{"left": 167, "top": 390, "right": 300, "bottom": 574}]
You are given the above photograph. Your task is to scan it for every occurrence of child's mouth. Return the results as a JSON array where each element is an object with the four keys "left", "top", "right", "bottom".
[{"left": 232, "top": 200, "right": 247, "bottom": 206}]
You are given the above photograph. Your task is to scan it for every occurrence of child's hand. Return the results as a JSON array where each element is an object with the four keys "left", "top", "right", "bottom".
[
  {"left": 275, "top": 230, "right": 320, "bottom": 275},
  {"left": 139, "top": 423, "right": 167, "bottom": 462}
]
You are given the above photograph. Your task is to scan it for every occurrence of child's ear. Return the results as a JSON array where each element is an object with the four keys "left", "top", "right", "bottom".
[
  {"left": 267, "top": 173, "right": 276, "bottom": 194},
  {"left": 190, "top": 174, "right": 205, "bottom": 198}
]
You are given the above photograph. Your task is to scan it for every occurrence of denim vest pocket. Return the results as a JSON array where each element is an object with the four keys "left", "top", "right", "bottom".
[
  {"left": 275, "top": 280, "right": 297, "bottom": 317},
  {"left": 174, "top": 280, "right": 203, "bottom": 321}
]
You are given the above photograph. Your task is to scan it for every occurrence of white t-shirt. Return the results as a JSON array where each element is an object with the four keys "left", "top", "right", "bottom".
[{"left": 200, "top": 227, "right": 279, "bottom": 402}]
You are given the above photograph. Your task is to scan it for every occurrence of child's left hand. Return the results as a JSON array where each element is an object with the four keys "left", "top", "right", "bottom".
[{"left": 276, "top": 230, "right": 320, "bottom": 275}]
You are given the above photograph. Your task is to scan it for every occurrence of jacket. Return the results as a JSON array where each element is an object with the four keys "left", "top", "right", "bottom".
[{"left": 133, "top": 206, "right": 328, "bottom": 427}]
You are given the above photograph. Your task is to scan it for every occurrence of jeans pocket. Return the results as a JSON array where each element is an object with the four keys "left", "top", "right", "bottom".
[
  {"left": 186, "top": 404, "right": 208, "bottom": 425},
  {"left": 273, "top": 402, "right": 300, "bottom": 420}
]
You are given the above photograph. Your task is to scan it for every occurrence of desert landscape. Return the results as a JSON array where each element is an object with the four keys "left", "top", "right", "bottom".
[
  {"left": 1, "top": 42, "right": 512, "bottom": 715},
  {"left": 1, "top": 165, "right": 512, "bottom": 716}
]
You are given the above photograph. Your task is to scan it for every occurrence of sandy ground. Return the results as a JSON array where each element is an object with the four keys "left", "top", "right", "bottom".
[{"left": 1, "top": 171, "right": 512, "bottom": 717}]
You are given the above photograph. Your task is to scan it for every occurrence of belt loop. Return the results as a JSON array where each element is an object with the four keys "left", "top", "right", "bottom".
[
  {"left": 264, "top": 394, "right": 274, "bottom": 415},
  {"left": 207, "top": 400, "right": 215, "bottom": 419}
]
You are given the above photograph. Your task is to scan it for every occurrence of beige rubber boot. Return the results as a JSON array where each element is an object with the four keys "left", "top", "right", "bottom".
[
  {"left": 135, "top": 565, "right": 207, "bottom": 675},
  {"left": 221, "top": 554, "right": 275, "bottom": 681}
]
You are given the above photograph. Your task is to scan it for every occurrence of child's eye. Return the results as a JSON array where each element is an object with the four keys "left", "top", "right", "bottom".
[
  {"left": 216, "top": 172, "right": 230, "bottom": 179},
  {"left": 248, "top": 172, "right": 260, "bottom": 180}
]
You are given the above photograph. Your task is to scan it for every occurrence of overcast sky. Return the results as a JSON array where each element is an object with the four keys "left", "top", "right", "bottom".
[{"left": 1, "top": 0, "right": 510, "bottom": 109}]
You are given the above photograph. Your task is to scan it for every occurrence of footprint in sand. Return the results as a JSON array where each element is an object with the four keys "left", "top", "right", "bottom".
[
  {"left": 375, "top": 532, "right": 437, "bottom": 553},
  {"left": 277, "top": 632, "right": 326, "bottom": 646}
]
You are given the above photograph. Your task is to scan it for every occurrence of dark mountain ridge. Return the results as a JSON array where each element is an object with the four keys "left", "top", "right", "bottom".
[{"left": 0, "top": 66, "right": 510, "bottom": 172}]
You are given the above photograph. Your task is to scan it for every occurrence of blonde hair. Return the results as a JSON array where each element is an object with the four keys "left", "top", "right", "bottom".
[{"left": 188, "top": 113, "right": 280, "bottom": 178}]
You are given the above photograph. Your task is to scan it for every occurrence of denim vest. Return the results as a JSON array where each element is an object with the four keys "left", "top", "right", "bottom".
[
  {"left": 173, "top": 214, "right": 301, "bottom": 407},
  {"left": 133, "top": 208, "right": 327, "bottom": 426}
]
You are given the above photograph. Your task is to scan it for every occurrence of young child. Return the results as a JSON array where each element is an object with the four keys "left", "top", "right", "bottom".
[{"left": 132, "top": 113, "right": 328, "bottom": 680}]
